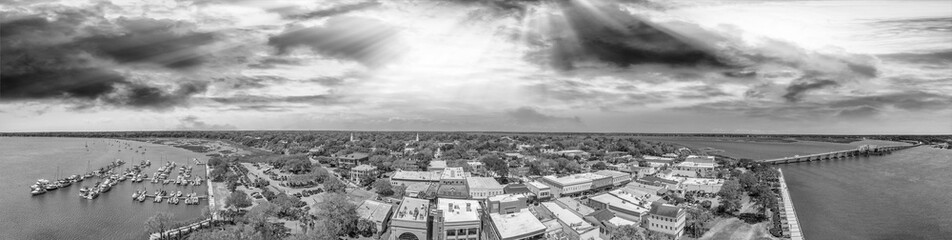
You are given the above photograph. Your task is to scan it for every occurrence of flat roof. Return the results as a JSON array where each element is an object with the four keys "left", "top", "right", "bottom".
[
  {"left": 488, "top": 193, "right": 527, "bottom": 202},
  {"left": 555, "top": 197, "right": 595, "bottom": 216},
  {"left": 542, "top": 175, "right": 591, "bottom": 187},
  {"left": 527, "top": 181, "right": 550, "bottom": 189},
  {"left": 429, "top": 160, "right": 447, "bottom": 168},
  {"left": 357, "top": 200, "right": 393, "bottom": 222},
  {"left": 441, "top": 167, "right": 466, "bottom": 179},
  {"left": 392, "top": 197, "right": 430, "bottom": 222},
  {"left": 594, "top": 170, "right": 629, "bottom": 178},
  {"left": 589, "top": 193, "right": 648, "bottom": 215},
  {"left": 685, "top": 155, "right": 715, "bottom": 164},
  {"left": 643, "top": 156, "right": 675, "bottom": 162},
  {"left": 541, "top": 202, "right": 594, "bottom": 233},
  {"left": 392, "top": 171, "right": 441, "bottom": 182},
  {"left": 607, "top": 217, "right": 637, "bottom": 227},
  {"left": 437, "top": 198, "right": 481, "bottom": 223},
  {"left": 677, "top": 161, "right": 715, "bottom": 168},
  {"left": 466, "top": 177, "right": 502, "bottom": 190},
  {"left": 682, "top": 177, "right": 724, "bottom": 185},
  {"left": 574, "top": 172, "right": 611, "bottom": 181},
  {"left": 490, "top": 210, "right": 546, "bottom": 239}
]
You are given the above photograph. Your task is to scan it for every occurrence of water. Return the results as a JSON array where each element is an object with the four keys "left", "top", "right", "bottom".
[
  {"left": 644, "top": 137, "right": 952, "bottom": 240},
  {"left": 0, "top": 137, "right": 210, "bottom": 240}
]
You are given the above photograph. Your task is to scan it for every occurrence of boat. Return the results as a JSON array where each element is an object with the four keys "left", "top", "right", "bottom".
[
  {"left": 31, "top": 188, "right": 47, "bottom": 195},
  {"left": 79, "top": 187, "right": 89, "bottom": 193},
  {"left": 132, "top": 191, "right": 140, "bottom": 199}
]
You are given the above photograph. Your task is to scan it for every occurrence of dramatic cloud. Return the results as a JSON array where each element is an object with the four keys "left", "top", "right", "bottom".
[
  {"left": 782, "top": 78, "right": 839, "bottom": 102},
  {"left": 276, "top": 1, "right": 382, "bottom": 20},
  {"left": 267, "top": 16, "right": 405, "bottom": 66},
  {"left": 837, "top": 106, "right": 880, "bottom": 119},
  {"left": 78, "top": 17, "right": 217, "bottom": 69}
]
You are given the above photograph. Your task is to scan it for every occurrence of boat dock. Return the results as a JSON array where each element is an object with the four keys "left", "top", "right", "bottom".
[
  {"left": 148, "top": 218, "right": 214, "bottom": 240},
  {"left": 778, "top": 169, "right": 805, "bottom": 240}
]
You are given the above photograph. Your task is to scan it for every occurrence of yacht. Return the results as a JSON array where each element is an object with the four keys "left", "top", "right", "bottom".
[{"left": 31, "top": 188, "right": 47, "bottom": 195}]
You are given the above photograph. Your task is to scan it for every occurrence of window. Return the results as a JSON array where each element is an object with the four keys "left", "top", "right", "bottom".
[
  {"left": 468, "top": 228, "right": 477, "bottom": 235},
  {"left": 448, "top": 230, "right": 456, "bottom": 236},
  {"left": 458, "top": 229, "right": 466, "bottom": 235}
]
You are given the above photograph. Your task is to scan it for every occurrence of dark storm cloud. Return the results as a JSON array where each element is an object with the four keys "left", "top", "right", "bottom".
[
  {"left": 267, "top": 16, "right": 404, "bottom": 66},
  {"left": 0, "top": 10, "right": 212, "bottom": 109},
  {"left": 77, "top": 17, "right": 216, "bottom": 69},
  {"left": 506, "top": 107, "right": 582, "bottom": 125},
  {"left": 276, "top": 1, "right": 382, "bottom": 20},
  {"left": 782, "top": 78, "right": 839, "bottom": 102}
]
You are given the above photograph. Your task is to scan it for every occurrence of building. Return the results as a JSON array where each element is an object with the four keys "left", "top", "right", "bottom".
[
  {"left": 438, "top": 167, "right": 470, "bottom": 198},
  {"left": 539, "top": 175, "right": 592, "bottom": 197},
  {"left": 466, "top": 177, "right": 504, "bottom": 199},
  {"left": 556, "top": 150, "right": 591, "bottom": 159},
  {"left": 672, "top": 156, "right": 716, "bottom": 177},
  {"left": 429, "top": 160, "right": 448, "bottom": 172},
  {"left": 484, "top": 209, "right": 546, "bottom": 240},
  {"left": 680, "top": 177, "right": 724, "bottom": 194},
  {"left": 587, "top": 190, "right": 650, "bottom": 222},
  {"left": 647, "top": 203, "right": 686, "bottom": 239},
  {"left": 555, "top": 197, "right": 595, "bottom": 216},
  {"left": 432, "top": 198, "right": 482, "bottom": 240},
  {"left": 391, "top": 171, "right": 441, "bottom": 187},
  {"left": 337, "top": 152, "right": 370, "bottom": 168},
  {"left": 642, "top": 156, "right": 675, "bottom": 166},
  {"left": 486, "top": 193, "right": 528, "bottom": 214},
  {"left": 356, "top": 199, "right": 393, "bottom": 234},
  {"left": 539, "top": 202, "right": 600, "bottom": 240},
  {"left": 351, "top": 164, "right": 378, "bottom": 185},
  {"left": 636, "top": 176, "right": 681, "bottom": 189},
  {"left": 628, "top": 166, "right": 656, "bottom": 179},
  {"left": 404, "top": 182, "right": 435, "bottom": 198},
  {"left": 503, "top": 184, "right": 530, "bottom": 195},
  {"left": 594, "top": 170, "right": 632, "bottom": 187},
  {"left": 390, "top": 197, "right": 430, "bottom": 240},
  {"left": 575, "top": 172, "right": 613, "bottom": 192},
  {"left": 526, "top": 181, "right": 552, "bottom": 200}
]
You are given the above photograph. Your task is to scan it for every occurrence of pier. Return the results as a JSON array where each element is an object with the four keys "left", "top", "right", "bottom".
[
  {"left": 148, "top": 218, "right": 215, "bottom": 240},
  {"left": 759, "top": 144, "right": 916, "bottom": 164},
  {"left": 777, "top": 169, "right": 804, "bottom": 240}
]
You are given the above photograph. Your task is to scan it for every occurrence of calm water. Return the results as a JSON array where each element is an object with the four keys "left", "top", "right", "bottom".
[
  {"left": 648, "top": 137, "right": 952, "bottom": 240},
  {"left": 0, "top": 137, "right": 209, "bottom": 240}
]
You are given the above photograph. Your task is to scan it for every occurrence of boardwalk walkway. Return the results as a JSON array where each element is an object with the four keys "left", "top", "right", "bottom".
[{"left": 777, "top": 169, "right": 804, "bottom": 240}]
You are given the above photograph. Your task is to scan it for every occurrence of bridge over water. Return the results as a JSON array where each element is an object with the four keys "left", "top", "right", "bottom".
[{"left": 759, "top": 144, "right": 917, "bottom": 164}]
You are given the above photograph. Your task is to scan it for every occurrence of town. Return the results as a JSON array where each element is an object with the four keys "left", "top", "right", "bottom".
[{"left": 140, "top": 132, "right": 802, "bottom": 240}]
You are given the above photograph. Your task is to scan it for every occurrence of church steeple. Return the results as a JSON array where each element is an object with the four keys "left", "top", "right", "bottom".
[
  {"left": 350, "top": 133, "right": 355, "bottom": 142},
  {"left": 415, "top": 133, "right": 419, "bottom": 142}
]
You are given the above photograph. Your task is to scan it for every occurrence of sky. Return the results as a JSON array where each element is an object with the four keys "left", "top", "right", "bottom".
[{"left": 1, "top": 0, "right": 950, "bottom": 134}]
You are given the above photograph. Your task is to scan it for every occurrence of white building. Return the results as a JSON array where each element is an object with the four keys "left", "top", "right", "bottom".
[
  {"left": 466, "top": 177, "right": 504, "bottom": 199},
  {"left": 540, "top": 202, "right": 600, "bottom": 240},
  {"left": 594, "top": 170, "right": 632, "bottom": 186},
  {"left": 526, "top": 181, "right": 552, "bottom": 200},
  {"left": 539, "top": 175, "right": 592, "bottom": 197},
  {"left": 351, "top": 164, "right": 377, "bottom": 185},
  {"left": 587, "top": 189, "right": 650, "bottom": 222},
  {"left": 391, "top": 171, "right": 441, "bottom": 187},
  {"left": 671, "top": 155, "right": 716, "bottom": 177},
  {"left": 432, "top": 198, "right": 482, "bottom": 240},
  {"left": 356, "top": 199, "right": 393, "bottom": 234},
  {"left": 680, "top": 177, "right": 724, "bottom": 194},
  {"left": 647, "top": 203, "right": 686, "bottom": 238},
  {"left": 485, "top": 209, "right": 547, "bottom": 240},
  {"left": 390, "top": 197, "right": 430, "bottom": 240}
]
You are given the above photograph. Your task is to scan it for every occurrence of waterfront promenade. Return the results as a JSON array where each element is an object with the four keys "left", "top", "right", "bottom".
[{"left": 778, "top": 169, "right": 804, "bottom": 240}]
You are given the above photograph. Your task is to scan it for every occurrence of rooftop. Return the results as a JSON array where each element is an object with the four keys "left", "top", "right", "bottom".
[
  {"left": 541, "top": 202, "right": 595, "bottom": 233},
  {"left": 437, "top": 198, "right": 481, "bottom": 223},
  {"left": 392, "top": 171, "right": 441, "bottom": 182},
  {"left": 639, "top": 176, "right": 680, "bottom": 185},
  {"left": 393, "top": 197, "right": 430, "bottom": 222},
  {"left": 594, "top": 170, "right": 629, "bottom": 178},
  {"left": 682, "top": 177, "right": 724, "bottom": 185},
  {"left": 574, "top": 172, "right": 611, "bottom": 181},
  {"left": 466, "top": 177, "right": 502, "bottom": 190},
  {"left": 685, "top": 155, "right": 715, "bottom": 164},
  {"left": 607, "top": 217, "right": 637, "bottom": 227},
  {"left": 643, "top": 156, "right": 675, "bottom": 162},
  {"left": 528, "top": 181, "right": 550, "bottom": 189},
  {"left": 429, "top": 160, "right": 447, "bottom": 169},
  {"left": 338, "top": 152, "right": 369, "bottom": 160},
  {"left": 441, "top": 167, "right": 467, "bottom": 180},
  {"left": 356, "top": 200, "right": 393, "bottom": 222},
  {"left": 542, "top": 175, "right": 591, "bottom": 187},
  {"left": 353, "top": 164, "right": 377, "bottom": 171},
  {"left": 589, "top": 193, "right": 648, "bottom": 215},
  {"left": 504, "top": 184, "right": 530, "bottom": 194},
  {"left": 555, "top": 197, "right": 595, "bottom": 216},
  {"left": 488, "top": 193, "right": 527, "bottom": 202},
  {"left": 649, "top": 203, "right": 684, "bottom": 219},
  {"left": 489, "top": 210, "right": 547, "bottom": 239},
  {"left": 676, "top": 161, "right": 715, "bottom": 168}
]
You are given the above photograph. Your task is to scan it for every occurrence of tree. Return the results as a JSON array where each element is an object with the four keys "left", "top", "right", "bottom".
[
  {"left": 685, "top": 207, "right": 714, "bottom": 238},
  {"left": 373, "top": 178, "right": 394, "bottom": 196},
  {"left": 283, "top": 156, "right": 312, "bottom": 174},
  {"left": 145, "top": 212, "right": 173, "bottom": 238},
  {"left": 189, "top": 224, "right": 263, "bottom": 240},
  {"left": 314, "top": 193, "right": 358, "bottom": 237},
  {"left": 610, "top": 224, "right": 644, "bottom": 240},
  {"left": 226, "top": 189, "right": 253, "bottom": 209},
  {"left": 717, "top": 180, "right": 742, "bottom": 214},
  {"left": 324, "top": 176, "right": 346, "bottom": 193},
  {"left": 592, "top": 161, "right": 608, "bottom": 170},
  {"left": 481, "top": 155, "right": 509, "bottom": 177},
  {"left": 393, "top": 184, "right": 407, "bottom": 198},
  {"left": 356, "top": 219, "right": 377, "bottom": 237},
  {"left": 738, "top": 171, "right": 758, "bottom": 191}
]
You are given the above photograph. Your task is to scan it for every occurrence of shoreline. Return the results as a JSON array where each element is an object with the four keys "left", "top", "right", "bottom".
[{"left": 777, "top": 169, "right": 804, "bottom": 240}]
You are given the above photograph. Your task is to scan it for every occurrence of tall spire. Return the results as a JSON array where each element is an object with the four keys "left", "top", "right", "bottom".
[
  {"left": 350, "top": 133, "right": 355, "bottom": 142},
  {"left": 416, "top": 133, "right": 420, "bottom": 142}
]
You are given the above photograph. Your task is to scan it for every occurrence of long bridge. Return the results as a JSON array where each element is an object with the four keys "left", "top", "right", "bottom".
[{"left": 760, "top": 144, "right": 917, "bottom": 164}]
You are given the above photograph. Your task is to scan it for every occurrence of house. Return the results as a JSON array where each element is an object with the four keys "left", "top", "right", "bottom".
[
  {"left": 594, "top": 170, "right": 632, "bottom": 187},
  {"left": 391, "top": 171, "right": 441, "bottom": 187},
  {"left": 647, "top": 203, "right": 686, "bottom": 239},
  {"left": 337, "top": 152, "right": 370, "bottom": 169},
  {"left": 432, "top": 198, "right": 481, "bottom": 240},
  {"left": 486, "top": 193, "right": 529, "bottom": 214},
  {"left": 484, "top": 209, "right": 546, "bottom": 240},
  {"left": 351, "top": 164, "right": 378, "bottom": 185},
  {"left": 356, "top": 200, "right": 393, "bottom": 234},
  {"left": 466, "top": 177, "right": 504, "bottom": 199},
  {"left": 438, "top": 167, "right": 469, "bottom": 199},
  {"left": 389, "top": 197, "right": 430, "bottom": 240},
  {"left": 526, "top": 181, "right": 552, "bottom": 201}
]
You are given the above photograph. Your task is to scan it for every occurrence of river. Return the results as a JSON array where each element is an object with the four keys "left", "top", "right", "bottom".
[
  {"left": 0, "top": 137, "right": 209, "bottom": 240},
  {"left": 644, "top": 137, "right": 952, "bottom": 240}
]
